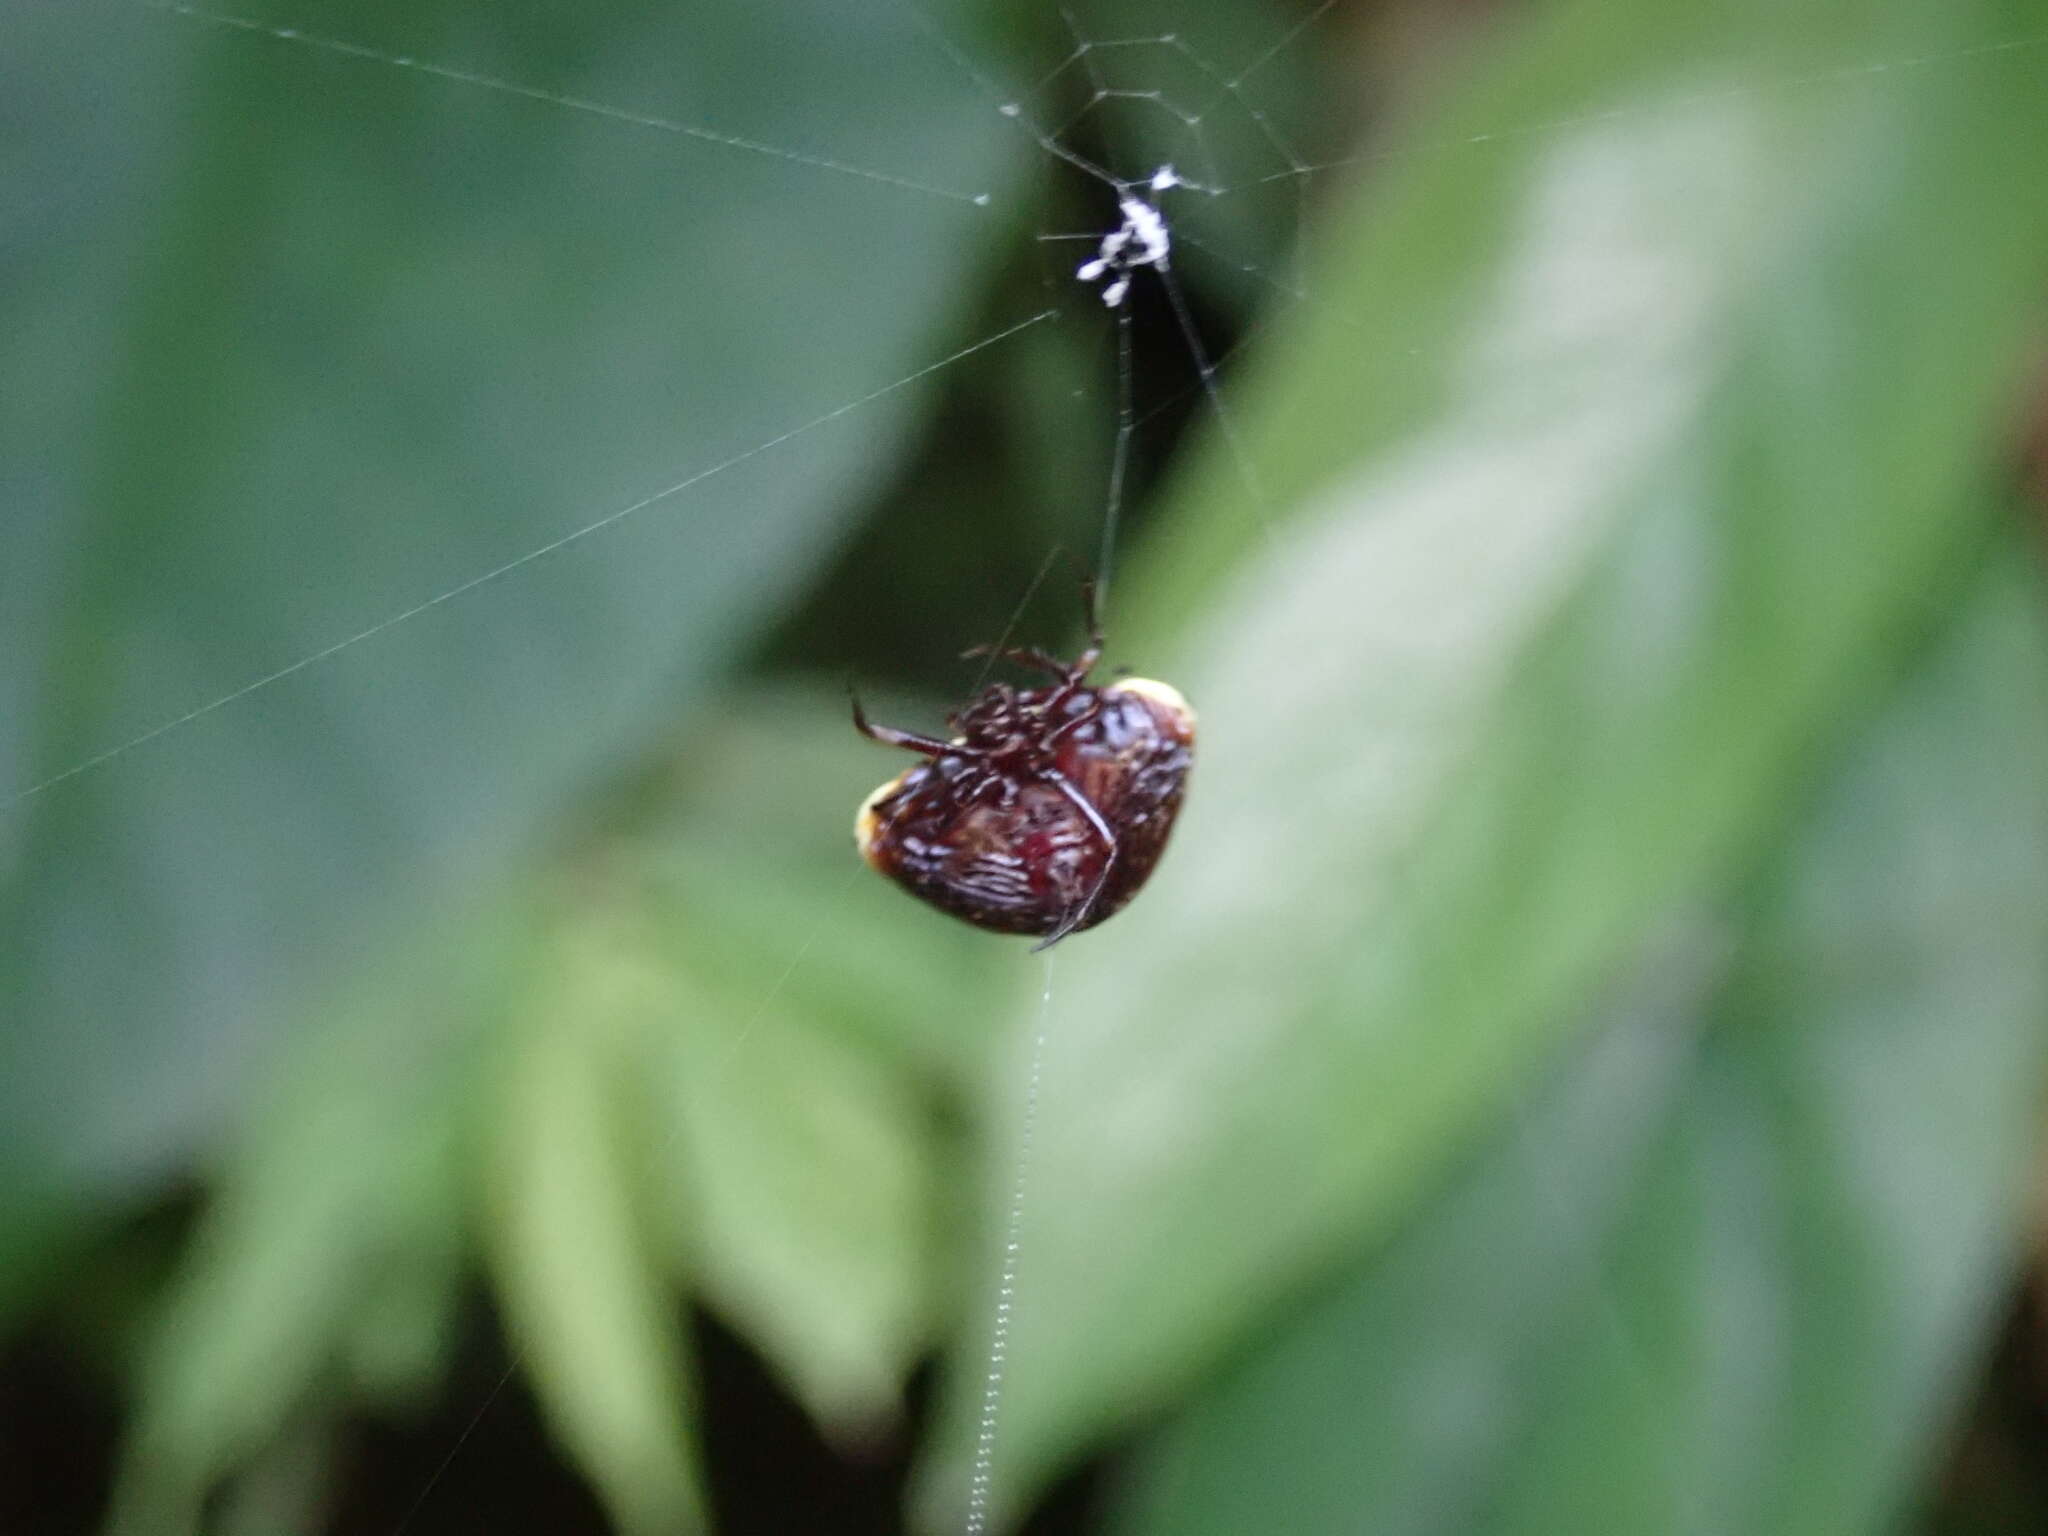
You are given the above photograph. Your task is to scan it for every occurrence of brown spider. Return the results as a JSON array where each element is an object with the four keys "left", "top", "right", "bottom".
[{"left": 852, "top": 599, "right": 1194, "bottom": 947}]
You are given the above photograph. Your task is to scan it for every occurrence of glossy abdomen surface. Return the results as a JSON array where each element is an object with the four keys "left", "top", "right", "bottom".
[{"left": 856, "top": 678, "right": 1194, "bottom": 940}]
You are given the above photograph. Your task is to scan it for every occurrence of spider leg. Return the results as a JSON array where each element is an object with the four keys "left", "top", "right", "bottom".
[
  {"left": 1028, "top": 582, "right": 1105, "bottom": 720},
  {"left": 850, "top": 689, "right": 967, "bottom": 757},
  {"left": 1071, "top": 578, "right": 1104, "bottom": 681},
  {"left": 1044, "top": 695, "right": 1105, "bottom": 750},
  {"left": 959, "top": 643, "right": 1071, "bottom": 680},
  {"left": 1032, "top": 769, "right": 1120, "bottom": 950}
]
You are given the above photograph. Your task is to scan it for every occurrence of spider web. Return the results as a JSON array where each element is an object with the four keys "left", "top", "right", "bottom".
[
  {"left": 4, "top": 0, "right": 1323, "bottom": 811},
  {"left": 10, "top": 0, "right": 2048, "bottom": 1531},
  {"left": 4, "top": 1, "right": 1335, "bottom": 1529},
  {"left": 16, "top": 9, "right": 2048, "bottom": 835}
]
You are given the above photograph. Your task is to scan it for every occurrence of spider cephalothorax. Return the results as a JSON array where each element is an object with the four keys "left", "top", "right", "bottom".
[{"left": 852, "top": 617, "right": 1194, "bottom": 947}]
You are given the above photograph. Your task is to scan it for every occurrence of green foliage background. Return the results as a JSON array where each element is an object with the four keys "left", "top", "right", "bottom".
[{"left": 5, "top": 0, "right": 2048, "bottom": 1532}]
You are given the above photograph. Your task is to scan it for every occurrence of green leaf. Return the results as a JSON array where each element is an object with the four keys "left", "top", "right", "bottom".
[
  {"left": 628, "top": 692, "right": 983, "bottom": 1432},
  {"left": 485, "top": 919, "right": 707, "bottom": 1536},
  {"left": 103, "top": 920, "right": 506, "bottom": 1536},
  {"left": 920, "top": 0, "right": 2048, "bottom": 1519},
  {"left": 648, "top": 957, "right": 940, "bottom": 1433},
  {"left": 1118, "top": 545, "right": 2048, "bottom": 1536},
  {"left": 641, "top": 689, "right": 1018, "bottom": 1088},
  {"left": 107, "top": 684, "right": 984, "bottom": 1525},
  {"left": 0, "top": 0, "right": 1025, "bottom": 1287}
]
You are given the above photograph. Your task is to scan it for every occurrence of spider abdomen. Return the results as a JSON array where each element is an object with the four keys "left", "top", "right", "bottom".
[{"left": 855, "top": 675, "right": 1194, "bottom": 943}]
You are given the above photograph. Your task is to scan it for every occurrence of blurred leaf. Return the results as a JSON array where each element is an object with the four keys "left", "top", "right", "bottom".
[
  {"left": 627, "top": 691, "right": 992, "bottom": 1430},
  {"left": 211, "top": 1417, "right": 341, "bottom": 1536},
  {"left": 639, "top": 689, "right": 1018, "bottom": 1087},
  {"left": 108, "top": 684, "right": 995, "bottom": 1525},
  {"left": 651, "top": 957, "right": 939, "bottom": 1433},
  {"left": 104, "top": 918, "right": 507, "bottom": 1536},
  {"left": 486, "top": 919, "right": 706, "bottom": 1536},
  {"left": 1118, "top": 545, "right": 2048, "bottom": 1536},
  {"left": 0, "top": 0, "right": 1026, "bottom": 1291},
  {"left": 339, "top": 1219, "right": 465, "bottom": 1413},
  {"left": 920, "top": 0, "right": 2048, "bottom": 1520}
]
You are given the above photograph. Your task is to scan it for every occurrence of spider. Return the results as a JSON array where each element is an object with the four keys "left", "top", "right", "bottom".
[{"left": 852, "top": 595, "right": 1195, "bottom": 948}]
